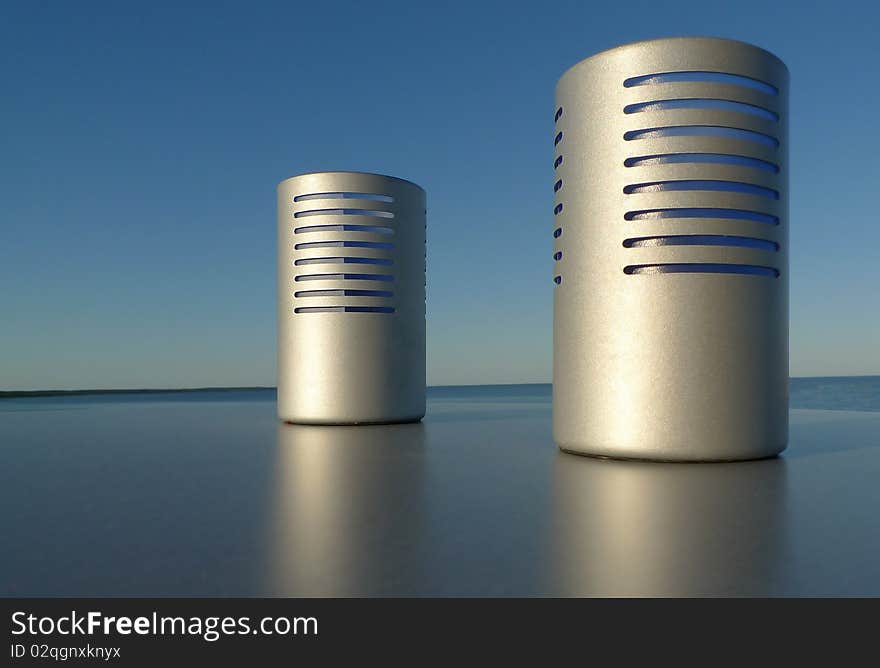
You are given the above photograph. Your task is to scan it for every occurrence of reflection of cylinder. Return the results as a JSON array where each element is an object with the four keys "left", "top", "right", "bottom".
[
  {"left": 549, "top": 453, "right": 789, "bottom": 596},
  {"left": 267, "top": 423, "right": 427, "bottom": 596},
  {"left": 277, "top": 171, "right": 426, "bottom": 424},
  {"left": 552, "top": 38, "right": 789, "bottom": 460}
]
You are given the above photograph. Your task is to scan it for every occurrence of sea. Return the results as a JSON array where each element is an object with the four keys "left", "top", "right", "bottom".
[{"left": 1, "top": 376, "right": 878, "bottom": 411}]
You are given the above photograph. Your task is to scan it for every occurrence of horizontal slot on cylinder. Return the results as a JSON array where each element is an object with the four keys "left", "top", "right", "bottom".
[
  {"left": 625, "top": 208, "right": 778, "bottom": 225},
  {"left": 294, "top": 257, "right": 393, "bottom": 266},
  {"left": 294, "top": 240, "right": 394, "bottom": 250},
  {"left": 293, "top": 224, "right": 395, "bottom": 235},
  {"left": 294, "top": 289, "right": 394, "bottom": 298},
  {"left": 624, "top": 126, "right": 778, "bottom": 148},
  {"left": 624, "top": 153, "right": 779, "bottom": 173},
  {"left": 623, "top": 71, "right": 778, "bottom": 96},
  {"left": 294, "top": 306, "right": 396, "bottom": 314},
  {"left": 624, "top": 263, "right": 779, "bottom": 277},
  {"left": 623, "top": 98, "right": 778, "bottom": 121},
  {"left": 623, "top": 235, "right": 779, "bottom": 251},
  {"left": 624, "top": 180, "right": 778, "bottom": 199},
  {"left": 293, "top": 192, "right": 394, "bottom": 203},
  {"left": 294, "top": 208, "right": 394, "bottom": 218},
  {"left": 294, "top": 273, "right": 395, "bottom": 282}
]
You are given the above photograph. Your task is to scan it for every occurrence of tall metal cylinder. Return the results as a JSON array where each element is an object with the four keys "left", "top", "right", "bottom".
[
  {"left": 552, "top": 38, "right": 789, "bottom": 461},
  {"left": 277, "top": 171, "right": 426, "bottom": 424}
]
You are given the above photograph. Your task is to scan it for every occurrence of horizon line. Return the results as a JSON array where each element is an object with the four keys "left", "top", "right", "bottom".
[{"left": 2, "top": 376, "right": 879, "bottom": 399}]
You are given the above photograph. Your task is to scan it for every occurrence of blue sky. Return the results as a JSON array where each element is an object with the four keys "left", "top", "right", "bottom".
[{"left": 2, "top": 0, "right": 878, "bottom": 390}]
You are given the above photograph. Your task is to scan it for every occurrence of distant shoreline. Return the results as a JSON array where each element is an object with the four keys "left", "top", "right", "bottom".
[
  {"left": 1, "top": 377, "right": 878, "bottom": 399},
  {"left": 0, "top": 383, "right": 545, "bottom": 398},
  {"left": 0, "top": 387, "right": 278, "bottom": 399}
]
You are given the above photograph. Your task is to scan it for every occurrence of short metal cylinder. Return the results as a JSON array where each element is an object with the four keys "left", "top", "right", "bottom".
[
  {"left": 277, "top": 171, "right": 426, "bottom": 424},
  {"left": 552, "top": 38, "right": 789, "bottom": 461}
]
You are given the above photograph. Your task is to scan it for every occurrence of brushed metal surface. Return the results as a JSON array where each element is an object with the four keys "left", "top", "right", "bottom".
[
  {"left": 277, "top": 171, "right": 426, "bottom": 424},
  {"left": 553, "top": 38, "right": 789, "bottom": 460}
]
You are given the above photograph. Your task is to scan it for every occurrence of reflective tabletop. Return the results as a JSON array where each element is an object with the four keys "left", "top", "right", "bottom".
[{"left": 2, "top": 386, "right": 879, "bottom": 596}]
